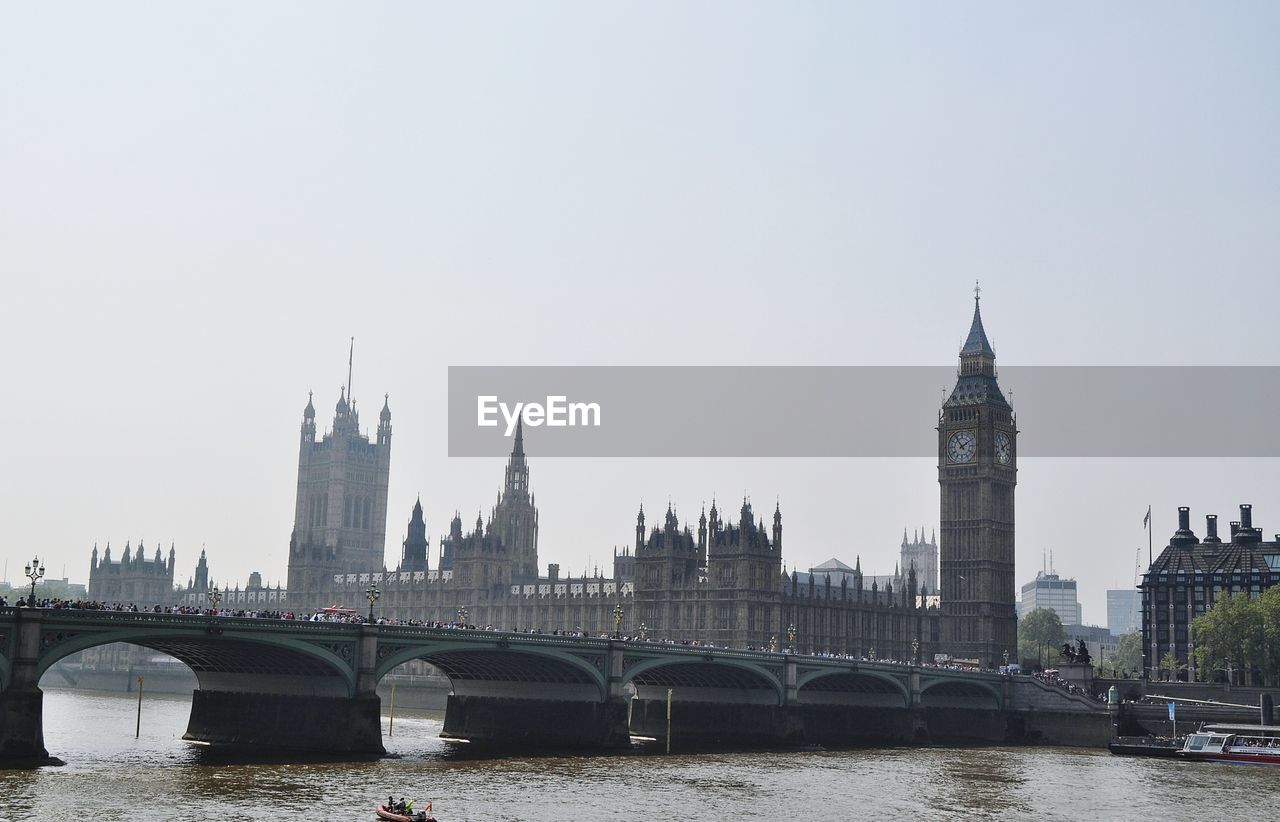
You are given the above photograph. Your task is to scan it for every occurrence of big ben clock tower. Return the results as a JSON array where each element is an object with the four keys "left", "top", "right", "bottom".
[{"left": 938, "top": 284, "right": 1017, "bottom": 667}]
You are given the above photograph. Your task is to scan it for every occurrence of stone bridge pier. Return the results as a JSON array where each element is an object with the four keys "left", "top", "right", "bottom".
[
  {"left": 628, "top": 655, "right": 803, "bottom": 748},
  {"left": 1, "top": 610, "right": 386, "bottom": 765},
  {"left": 0, "top": 611, "right": 50, "bottom": 763},
  {"left": 180, "top": 623, "right": 384, "bottom": 755},
  {"left": 424, "top": 639, "right": 632, "bottom": 749}
]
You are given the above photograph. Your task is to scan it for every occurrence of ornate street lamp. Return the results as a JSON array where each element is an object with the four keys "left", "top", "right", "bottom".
[
  {"left": 768, "top": 635, "right": 778, "bottom": 653},
  {"left": 24, "top": 556, "right": 45, "bottom": 603},
  {"left": 786, "top": 623, "right": 797, "bottom": 654},
  {"left": 456, "top": 606, "right": 469, "bottom": 627},
  {"left": 207, "top": 585, "right": 222, "bottom": 612},
  {"left": 911, "top": 637, "right": 920, "bottom": 664},
  {"left": 1003, "top": 649, "right": 1010, "bottom": 669},
  {"left": 613, "top": 602, "right": 624, "bottom": 639},
  {"left": 869, "top": 646, "right": 877, "bottom": 661},
  {"left": 365, "top": 583, "right": 380, "bottom": 623},
  {"left": 638, "top": 622, "right": 648, "bottom": 642}
]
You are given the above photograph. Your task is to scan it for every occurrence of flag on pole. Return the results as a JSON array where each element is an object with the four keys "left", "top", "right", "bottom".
[
  {"left": 1168, "top": 702, "right": 1176, "bottom": 721},
  {"left": 1143, "top": 506, "right": 1151, "bottom": 529}
]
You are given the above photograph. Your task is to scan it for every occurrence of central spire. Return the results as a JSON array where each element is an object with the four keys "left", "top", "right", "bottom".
[
  {"left": 503, "top": 416, "right": 529, "bottom": 498},
  {"left": 946, "top": 283, "right": 1007, "bottom": 405},
  {"left": 961, "top": 281, "right": 995, "bottom": 358}
]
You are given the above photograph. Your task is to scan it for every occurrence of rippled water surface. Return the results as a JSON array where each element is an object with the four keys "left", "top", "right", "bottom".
[{"left": 1, "top": 690, "right": 1272, "bottom": 821}]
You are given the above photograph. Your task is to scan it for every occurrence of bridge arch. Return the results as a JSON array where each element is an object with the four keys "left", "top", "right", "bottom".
[
  {"left": 374, "top": 642, "right": 609, "bottom": 701},
  {"left": 34, "top": 624, "right": 359, "bottom": 697},
  {"left": 918, "top": 678, "right": 1003, "bottom": 710},
  {"left": 795, "top": 668, "right": 911, "bottom": 708},
  {"left": 622, "top": 657, "right": 784, "bottom": 704}
]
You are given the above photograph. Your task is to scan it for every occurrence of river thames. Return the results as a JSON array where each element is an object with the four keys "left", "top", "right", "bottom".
[{"left": 1, "top": 689, "right": 1270, "bottom": 821}]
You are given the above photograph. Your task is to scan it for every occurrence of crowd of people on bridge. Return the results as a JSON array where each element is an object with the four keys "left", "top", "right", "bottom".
[
  {"left": 3, "top": 597, "right": 1015, "bottom": 675},
  {"left": 1032, "top": 669, "right": 1105, "bottom": 702}
]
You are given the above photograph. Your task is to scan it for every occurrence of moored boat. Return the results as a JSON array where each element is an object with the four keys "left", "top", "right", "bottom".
[
  {"left": 1178, "top": 724, "right": 1280, "bottom": 765},
  {"left": 1108, "top": 736, "right": 1182, "bottom": 757}
]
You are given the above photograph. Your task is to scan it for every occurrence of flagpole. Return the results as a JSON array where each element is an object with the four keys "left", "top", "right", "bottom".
[{"left": 1148, "top": 506, "right": 1153, "bottom": 566}]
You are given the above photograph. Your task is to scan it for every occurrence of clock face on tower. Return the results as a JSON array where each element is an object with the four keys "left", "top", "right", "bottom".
[
  {"left": 947, "top": 430, "right": 977, "bottom": 463},
  {"left": 996, "top": 431, "right": 1012, "bottom": 464}
]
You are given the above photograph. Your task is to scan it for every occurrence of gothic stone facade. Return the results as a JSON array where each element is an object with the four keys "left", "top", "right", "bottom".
[
  {"left": 278, "top": 295, "right": 1018, "bottom": 659},
  {"left": 287, "top": 424, "right": 937, "bottom": 659},
  {"left": 938, "top": 293, "right": 1018, "bottom": 667},
  {"left": 286, "top": 387, "right": 392, "bottom": 595},
  {"left": 87, "top": 540, "right": 176, "bottom": 606}
]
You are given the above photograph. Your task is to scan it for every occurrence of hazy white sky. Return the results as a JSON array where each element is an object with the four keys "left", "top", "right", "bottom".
[{"left": 2, "top": 2, "right": 1277, "bottom": 625}]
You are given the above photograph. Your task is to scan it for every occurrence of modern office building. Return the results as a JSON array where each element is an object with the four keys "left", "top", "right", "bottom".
[
  {"left": 1107, "top": 589, "right": 1141, "bottom": 636},
  {"left": 1018, "top": 569, "right": 1082, "bottom": 625}
]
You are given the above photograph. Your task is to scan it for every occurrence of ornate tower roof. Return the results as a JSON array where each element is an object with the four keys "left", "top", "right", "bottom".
[
  {"left": 945, "top": 283, "right": 1009, "bottom": 408},
  {"left": 961, "top": 288, "right": 996, "bottom": 358}
]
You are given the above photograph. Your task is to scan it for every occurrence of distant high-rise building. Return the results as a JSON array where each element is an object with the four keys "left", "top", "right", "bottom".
[
  {"left": 1018, "top": 569, "right": 1082, "bottom": 625},
  {"left": 1107, "top": 589, "right": 1141, "bottom": 636}
]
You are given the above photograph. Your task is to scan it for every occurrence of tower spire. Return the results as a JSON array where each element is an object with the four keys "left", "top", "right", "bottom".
[
  {"left": 961, "top": 282, "right": 995, "bottom": 357},
  {"left": 347, "top": 337, "right": 354, "bottom": 405}
]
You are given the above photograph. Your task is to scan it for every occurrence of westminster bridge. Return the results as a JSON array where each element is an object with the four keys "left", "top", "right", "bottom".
[{"left": 0, "top": 607, "right": 1109, "bottom": 764}]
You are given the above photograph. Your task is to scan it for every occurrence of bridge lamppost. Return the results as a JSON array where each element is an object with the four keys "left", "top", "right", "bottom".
[
  {"left": 456, "top": 606, "right": 469, "bottom": 627},
  {"left": 911, "top": 637, "right": 920, "bottom": 665},
  {"left": 768, "top": 635, "right": 777, "bottom": 653},
  {"left": 638, "top": 622, "right": 648, "bottom": 642},
  {"left": 207, "top": 585, "right": 222, "bottom": 612},
  {"left": 24, "top": 556, "right": 45, "bottom": 603},
  {"left": 1003, "top": 649, "right": 1010, "bottom": 670},
  {"left": 365, "top": 583, "right": 380, "bottom": 623},
  {"left": 869, "top": 646, "right": 876, "bottom": 662},
  {"left": 613, "top": 603, "right": 624, "bottom": 639},
  {"left": 786, "top": 623, "right": 797, "bottom": 654}
]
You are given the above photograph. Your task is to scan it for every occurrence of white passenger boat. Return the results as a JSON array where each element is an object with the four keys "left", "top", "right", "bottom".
[{"left": 1178, "top": 724, "right": 1280, "bottom": 765}]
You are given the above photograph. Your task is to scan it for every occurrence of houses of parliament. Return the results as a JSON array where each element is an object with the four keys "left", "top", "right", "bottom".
[{"left": 107, "top": 294, "right": 1019, "bottom": 666}]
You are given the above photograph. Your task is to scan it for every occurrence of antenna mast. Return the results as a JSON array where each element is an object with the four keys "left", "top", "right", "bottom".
[{"left": 347, "top": 337, "right": 354, "bottom": 405}]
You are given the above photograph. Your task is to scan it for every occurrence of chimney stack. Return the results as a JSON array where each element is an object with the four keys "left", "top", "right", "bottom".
[
  {"left": 1172, "top": 506, "right": 1199, "bottom": 546},
  {"left": 1240, "top": 504, "right": 1253, "bottom": 529},
  {"left": 1205, "top": 514, "right": 1220, "bottom": 542}
]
